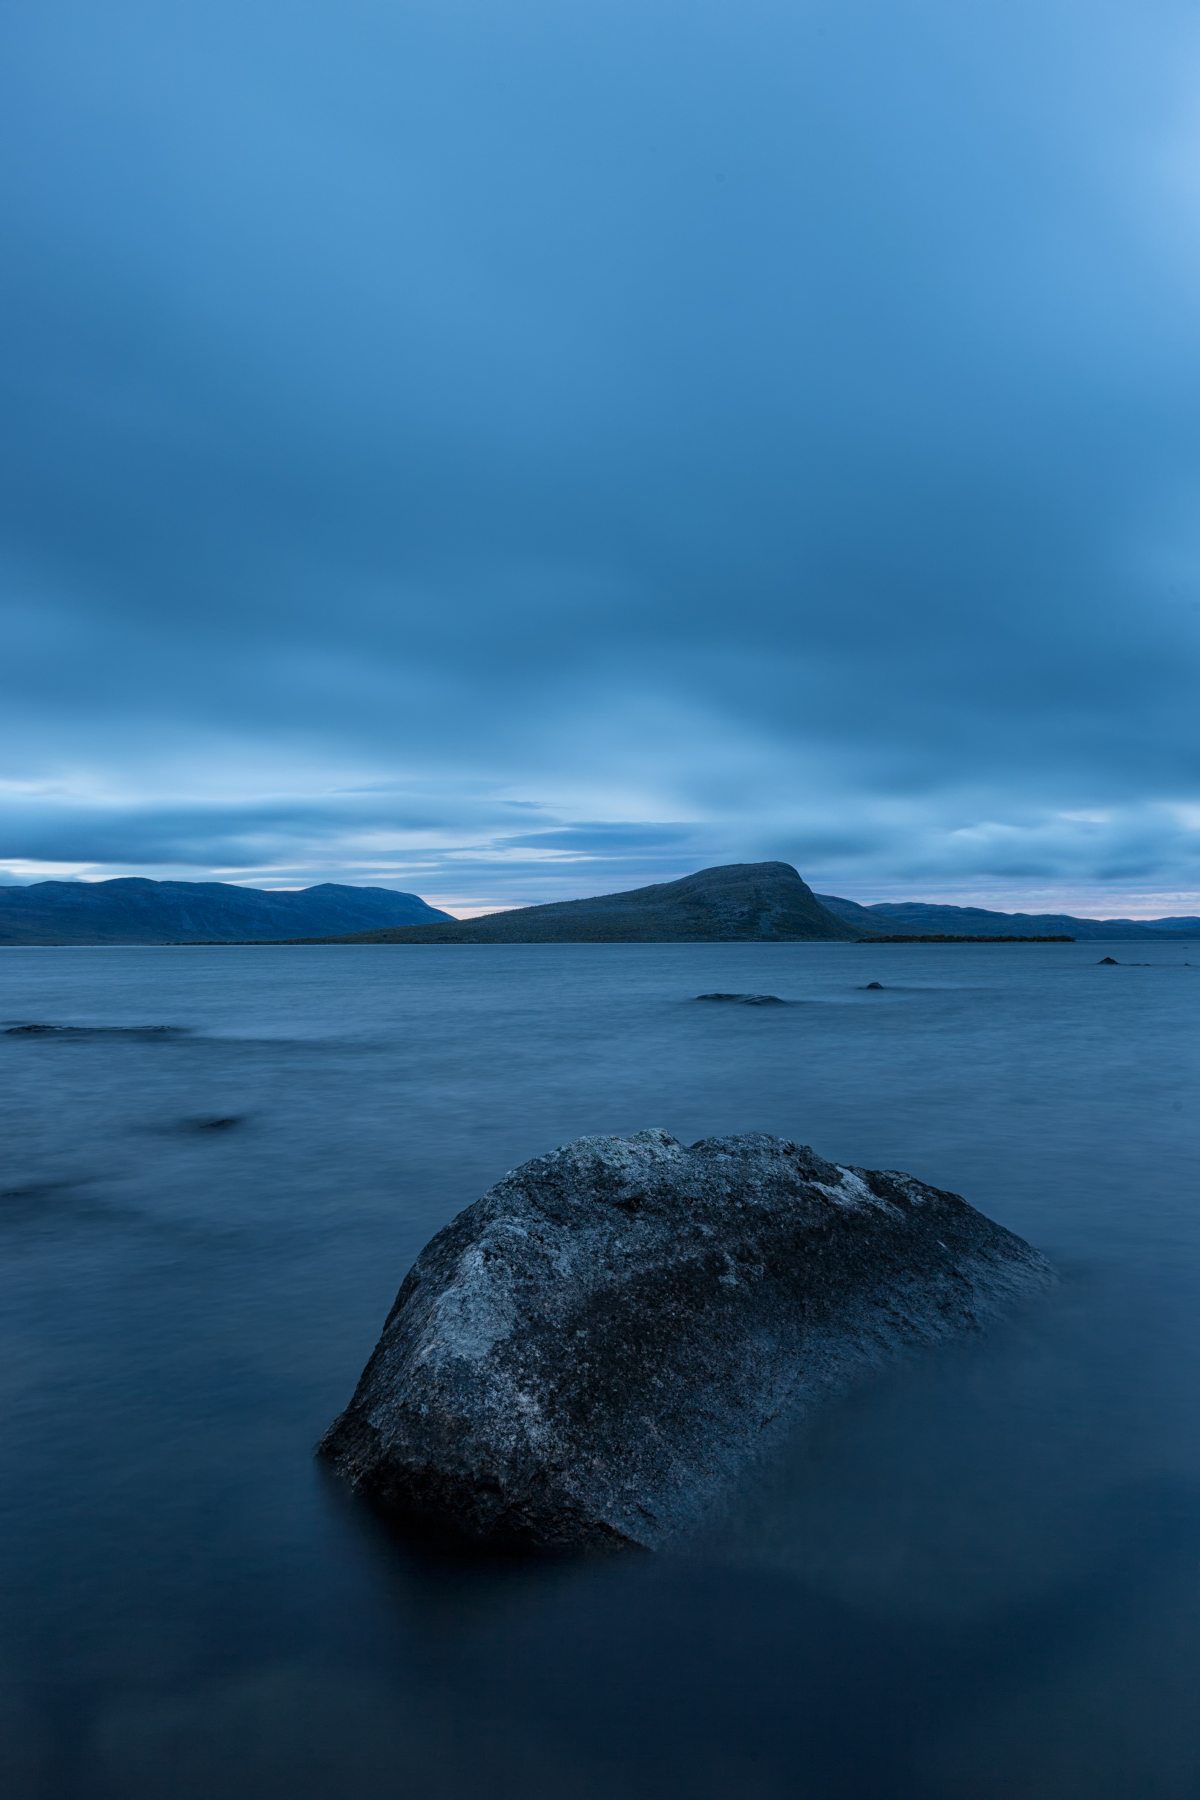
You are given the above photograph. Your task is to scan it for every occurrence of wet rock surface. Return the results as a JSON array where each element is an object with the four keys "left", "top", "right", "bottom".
[{"left": 319, "top": 1131, "right": 1055, "bottom": 1553}]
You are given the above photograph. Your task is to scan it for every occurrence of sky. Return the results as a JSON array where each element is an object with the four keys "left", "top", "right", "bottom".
[{"left": 4, "top": 1, "right": 1200, "bottom": 917}]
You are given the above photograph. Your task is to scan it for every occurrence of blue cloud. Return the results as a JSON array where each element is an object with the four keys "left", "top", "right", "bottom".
[{"left": 2, "top": 0, "right": 1200, "bottom": 909}]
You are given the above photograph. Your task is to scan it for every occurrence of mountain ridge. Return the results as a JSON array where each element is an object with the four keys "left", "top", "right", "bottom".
[
  {"left": 816, "top": 894, "right": 1200, "bottom": 940},
  {"left": 0, "top": 878, "right": 451, "bottom": 945}
]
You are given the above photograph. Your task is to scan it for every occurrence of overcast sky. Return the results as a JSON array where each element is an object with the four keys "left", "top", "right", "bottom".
[{"left": 4, "top": 1, "right": 1200, "bottom": 915}]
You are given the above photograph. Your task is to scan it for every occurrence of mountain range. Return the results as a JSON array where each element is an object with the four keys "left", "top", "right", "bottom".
[
  {"left": 0, "top": 879, "right": 450, "bottom": 945},
  {"left": 2, "top": 866, "right": 1197, "bottom": 946},
  {"left": 303, "top": 865, "right": 1200, "bottom": 944}
]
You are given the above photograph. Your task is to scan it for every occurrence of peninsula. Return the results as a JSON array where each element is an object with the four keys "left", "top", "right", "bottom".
[{"left": 288, "top": 861, "right": 860, "bottom": 944}]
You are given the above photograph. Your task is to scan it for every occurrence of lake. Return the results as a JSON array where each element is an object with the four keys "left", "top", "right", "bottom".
[{"left": 2, "top": 940, "right": 1198, "bottom": 1798}]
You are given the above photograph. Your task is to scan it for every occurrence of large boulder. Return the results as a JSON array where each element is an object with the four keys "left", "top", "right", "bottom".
[{"left": 319, "top": 1131, "right": 1054, "bottom": 1551}]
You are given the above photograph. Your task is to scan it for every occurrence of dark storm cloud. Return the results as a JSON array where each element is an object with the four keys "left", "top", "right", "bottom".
[{"left": 3, "top": 0, "right": 1200, "bottom": 909}]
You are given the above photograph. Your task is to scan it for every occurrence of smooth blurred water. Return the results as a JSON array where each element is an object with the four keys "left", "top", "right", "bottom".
[{"left": 2, "top": 940, "right": 1198, "bottom": 1798}]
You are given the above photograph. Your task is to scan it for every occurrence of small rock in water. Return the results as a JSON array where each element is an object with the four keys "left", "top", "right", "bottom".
[
  {"left": 1098, "top": 957, "right": 1119, "bottom": 965},
  {"left": 695, "top": 992, "right": 786, "bottom": 1005},
  {"left": 863, "top": 981, "right": 884, "bottom": 990},
  {"left": 320, "top": 1130, "right": 1055, "bottom": 1553}
]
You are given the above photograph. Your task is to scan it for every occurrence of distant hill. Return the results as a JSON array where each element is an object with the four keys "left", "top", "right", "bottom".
[
  {"left": 0, "top": 879, "right": 452, "bottom": 945},
  {"left": 294, "top": 862, "right": 859, "bottom": 944},
  {"left": 816, "top": 895, "right": 1200, "bottom": 940}
]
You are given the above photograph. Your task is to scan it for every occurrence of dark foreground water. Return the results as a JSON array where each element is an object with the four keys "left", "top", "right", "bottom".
[{"left": 2, "top": 941, "right": 1199, "bottom": 1798}]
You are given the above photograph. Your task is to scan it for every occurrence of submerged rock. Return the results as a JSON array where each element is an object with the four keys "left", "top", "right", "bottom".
[
  {"left": 319, "top": 1131, "right": 1054, "bottom": 1553},
  {"left": 695, "top": 992, "right": 786, "bottom": 1005},
  {"left": 3, "top": 1022, "right": 189, "bottom": 1039}
]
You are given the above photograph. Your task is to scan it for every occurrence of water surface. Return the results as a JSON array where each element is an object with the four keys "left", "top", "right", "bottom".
[{"left": 3, "top": 941, "right": 1198, "bottom": 1797}]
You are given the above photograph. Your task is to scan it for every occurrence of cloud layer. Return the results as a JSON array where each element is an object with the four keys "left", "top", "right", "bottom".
[{"left": 3, "top": 0, "right": 1200, "bottom": 912}]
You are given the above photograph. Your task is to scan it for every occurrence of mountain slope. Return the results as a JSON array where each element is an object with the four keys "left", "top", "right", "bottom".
[
  {"left": 0, "top": 879, "right": 451, "bottom": 945},
  {"left": 299, "top": 862, "right": 859, "bottom": 943},
  {"left": 816, "top": 895, "right": 1200, "bottom": 940},
  {"left": 812, "top": 894, "right": 928, "bottom": 936}
]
